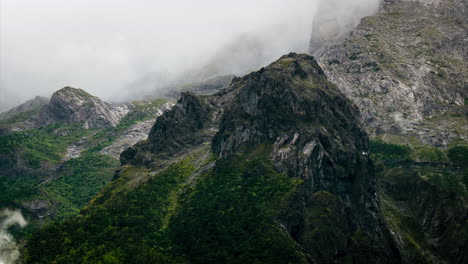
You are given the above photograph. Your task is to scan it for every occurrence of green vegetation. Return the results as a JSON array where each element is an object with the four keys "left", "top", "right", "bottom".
[
  {"left": 448, "top": 145, "right": 468, "bottom": 167},
  {"left": 0, "top": 123, "right": 89, "bottom": 169},
  {"left": 0, "top": 109, "right": 40, "bottom": 125},
  {"left": 370, "top": 140, "right": 411, "bottom": 160},
  {"left": 0, "top": 175, "right": 40, "bottom": 207},
  {"left": 371, "top": 139, "right": 467, "bottom": 196},
  {"left": 413, "top": 147, "right": 448, "bottom": 163},
  {"left": 0, "top": 122, "right": 120, "bottom": 214},
  {"left": 25, "top": 148, "right": 305, "bottom": 264},
  {"left": 170, "top": 155, "right": 304, "bottom": 264},
  {"left": 44, "top": 153, "right": 118, "bottom": 218}
]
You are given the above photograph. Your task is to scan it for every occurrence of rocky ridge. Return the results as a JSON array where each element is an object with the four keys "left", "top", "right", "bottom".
[{"left": 81, "top": 53, "right": 400, "bottom": 263}]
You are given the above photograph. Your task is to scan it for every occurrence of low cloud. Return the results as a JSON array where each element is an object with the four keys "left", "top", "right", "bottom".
[
  {"left": 0, "top": 209, "right": 27, "bottom": 264},
  {"left": 0, "top": 0, "right": 381, "bottom": 111}
]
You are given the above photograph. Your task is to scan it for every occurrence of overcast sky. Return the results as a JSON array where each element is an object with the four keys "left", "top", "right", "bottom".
[{"left": 0, "top": 0, "right": 380, "bottom": 111}]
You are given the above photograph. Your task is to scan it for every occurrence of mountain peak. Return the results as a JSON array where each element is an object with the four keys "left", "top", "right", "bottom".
[
  {"left": 35, "top": 86, "right": 129, "bottom": 129},
  {"left": 119, "top": 54, "right": 399, "bottom": 262}
]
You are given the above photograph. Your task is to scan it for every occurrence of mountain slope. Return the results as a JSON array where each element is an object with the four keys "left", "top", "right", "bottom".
[
  {"left": 318, "top": 0, "right": 467, "bottom": 147},
  {"left": 25, "top": 53, "right": 401, "bottom": 264},
  {"left": 0, "top": 88, "right": 172, "bottom": 223},
  {"left": 312, "top": 1, "right": 468, "bottom": 263},
  {"left": 0, "top": 96, "right": 49, "bottom": 124}
]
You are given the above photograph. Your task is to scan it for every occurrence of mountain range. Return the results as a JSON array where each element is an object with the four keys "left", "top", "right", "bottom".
[{"left": 0, "top": 0, "right": 466, "bottom": 263}]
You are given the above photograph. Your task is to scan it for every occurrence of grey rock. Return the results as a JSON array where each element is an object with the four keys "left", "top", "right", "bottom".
[
  {"left": 101, "top": 102, "right": 173, "bottom": 159},
  {"left": 123, "top": 53, "right": 401, "bottom": 263},
  {"left": 318, "top": 0, "right": 468, "bottom": 146},
  {"left": 34, "top": 87, "right": 130, "bottom": 129}
]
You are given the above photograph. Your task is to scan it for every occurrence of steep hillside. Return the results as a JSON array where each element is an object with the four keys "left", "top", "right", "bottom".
[
  {"left": 311, "top": 1, "right": 468, "bottom": 262},
  {"left": 318, "top": 0, "right": 467, "bottom": 147},
  {"left": 25, "top": 54, "right": 401, "bottom": 264}
]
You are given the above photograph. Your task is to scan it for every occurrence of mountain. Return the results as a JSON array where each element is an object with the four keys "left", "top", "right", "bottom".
[
  {"left": 0, "top": 87, "right": 173, "bottom": 224},
  {"left": 317, "top": 0, "right": 467, "bottom": 147},
  {"left": 0, "top": 96, "right": 49, "bottom": 123},
  {"left": 3, "top": 1, "right": 466, "bottom": 263},
  {"left": 312, "top": 1, "right": 468, "bottom": 263},
  {"left": 25, "top": 53, "right": 401, "bottom": 263}
]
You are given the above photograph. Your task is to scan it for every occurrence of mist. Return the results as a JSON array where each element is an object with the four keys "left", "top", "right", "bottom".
[
  {"left": 0, "top": 209, "right": 27, "bottom": 264},
  {"left": 0, "top": 0, "right": 381, "bottom": 112}
]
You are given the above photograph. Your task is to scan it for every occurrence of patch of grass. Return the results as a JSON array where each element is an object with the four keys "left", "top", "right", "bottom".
[
  {"left": 412, "top": 147, "right": 448, "bottom": 163},
  {"left": 370, "top": 140, "right": 411, "bottom": 160}
]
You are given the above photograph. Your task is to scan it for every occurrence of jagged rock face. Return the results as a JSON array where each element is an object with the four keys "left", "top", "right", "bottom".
[
  {"left": 318, "top": 0, "right": 467, "bottom": 146},
  {"left": 124, "top": 53, "right": 400, "bottom": 263},
  {"left": 36, "top": 87, "right": 129, "bottom": 129},
  {"left": 213, "top": 54, "right": 370, "bottom": 195},
  {"left": 121, "top": 86, "right": 236, "bottom": 166},
  {"left": 212, "top": 53, "right": 398, "bottom": 263}
]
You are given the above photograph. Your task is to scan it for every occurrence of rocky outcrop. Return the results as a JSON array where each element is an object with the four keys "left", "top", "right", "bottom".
[
  {"left": 121, "top": 53, "right": 401, "bottom": 263},
  {"left": 318, "top": 0, "right": 468, "bottom": 147},
  {"left": 34, "top": 87, "right": 129, "bottom": 129}
]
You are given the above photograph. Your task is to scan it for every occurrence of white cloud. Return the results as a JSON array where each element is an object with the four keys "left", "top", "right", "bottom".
[{"left": 0, "top": 0, "right": 381, "bottom": 111}]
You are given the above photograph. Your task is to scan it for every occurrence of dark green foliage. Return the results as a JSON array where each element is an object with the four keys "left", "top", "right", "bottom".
[
  {"left": 370, "top": 140, "right": 411, "bottom": 160},
  {"left": 25, "top": 153, "right": 305, "bottom": 264},
  {"left": 25, "top": 160, "right": 194, "bottom": 264},
  {"left": 0, "top": 175, "right": 40, "bottom": 206},
  {"left": 426, "top": 171, "right": 467, "bottom": 196},
  {"left": 170, "top": 156, "right": 304, "bottom": 264},
  {"left": 414, "top": 147, "right": 448, "bottom": 163},
  {"left": 44, "top": 153, "right": 118, "bottom": 218},
  {"left": 448, "top": 145, "right": 468, "bottom": 167},
  {"left": 328, "top": 59, "right": 341, "bottom": 65},
  {"left": 0, "top": 123, "right": 88, "bottom": 168}
]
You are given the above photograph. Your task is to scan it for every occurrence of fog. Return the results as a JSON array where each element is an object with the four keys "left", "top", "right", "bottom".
[
  {"left": 0, "top": 209, "right": 27, "bottom": 264},
  {"left": 0, "top": 0, "right": 381, "bottom": 112}
]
